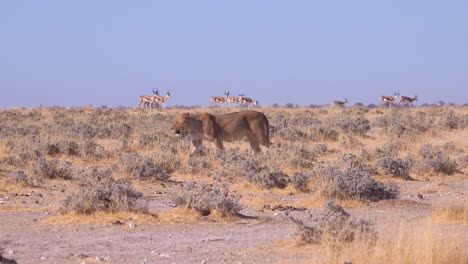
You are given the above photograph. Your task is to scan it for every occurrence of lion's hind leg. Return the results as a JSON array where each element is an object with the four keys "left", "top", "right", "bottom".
[
  {"left": 251, "top": 119, "right": 270, "bottom": 148},
  {"left": 260, "top": 136, "right": 271, "bottom": 148},
  {"left": 247, "top": 135, "right": 261, "bottom": 153},
  {"left": 215, "top": 138, "right": 225, "bottom": 152}
]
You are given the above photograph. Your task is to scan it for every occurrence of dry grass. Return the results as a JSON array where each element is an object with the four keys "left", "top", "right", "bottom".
[
  {"left": 157, "top": 207, "right": 242, "bottom": 223},
  {"left": 260, "top": 219, "right": 467, "bottom": 264},
  {"left": 432, "top": 196, "right": 468, "bottom": 223},
  {"left": 290, "top": 194, "right": 326, "bottom": 209},
  {"left": 0, "top": 205, "right": 53, "bottom": 212},
  {"left": 156, "top": 207, "right": 201, "bottom": 223},
  {"left": 0, "top": 179, "right": 35, "bottom": 193},
  {"left": 331, "top": 219, "right": 468, "bottom": 264},
  {"left": 42, "top": 211, "right": 158, "bottom": 225}
]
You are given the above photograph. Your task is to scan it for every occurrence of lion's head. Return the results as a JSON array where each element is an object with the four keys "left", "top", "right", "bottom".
[{"left": 171, "top": 113, "right": 204, "bottom": 136}]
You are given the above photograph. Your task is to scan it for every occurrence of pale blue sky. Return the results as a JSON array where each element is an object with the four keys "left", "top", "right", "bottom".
[{"left": 1, "top": 1, "right": 467, "bottom": 107}]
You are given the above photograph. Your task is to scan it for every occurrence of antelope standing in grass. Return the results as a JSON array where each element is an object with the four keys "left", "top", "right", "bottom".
[
  {"left": 211, "top": 91, "right": 229, "bottom": 106},
  {"left": 399, "top": 95, "right": 418, "bottom": 107},
  {"left": 138, "top": 89, "right": 159, "bottom": 109},
  {"left": 226, "top": 91, "right": 242, "bottom": 107},
  {"left": 379, "top": 91, "right": 400, "bottom": 108},
  {"left": 152, "top": 90, "right": 171, "bottom": 108},
  {"left": 239, "top": 95, "right": 258, "bottom": 108},
  {"left": 332, "top": 98, "right": 348, "bottom": 107}
]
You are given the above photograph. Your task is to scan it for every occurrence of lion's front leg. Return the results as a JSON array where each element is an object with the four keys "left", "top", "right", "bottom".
[
  {"left": 215, "top": 138, "right": 224, "bottom": 152},
  {"left": 189, "top": 135, "right": 203, "bottom": 157}
]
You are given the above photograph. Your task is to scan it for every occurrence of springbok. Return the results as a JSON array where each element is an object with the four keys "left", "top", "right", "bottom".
[
  {"left": 226, "top": 91, "right": 241, "bottom": 107},
  {"left": 138, "top": 89, "right": 159, "bottom": 109},
  {"left": 332, "top": 98, "right": 348, "bottom": 107},
  {"left": 379, "top": 91, "right": 400, "bottom": 108},
  {"left": 152, "top": 90, "right": 171, "bottom": 108},
  {"left": 239, "top": 95, "right": 258, "bottom": 108},
  {"left": 399, "top": 95, "right": 418, "bottom": 107},
  {"left": 211, "top": 91, "right": 229, "bottom": 106}
]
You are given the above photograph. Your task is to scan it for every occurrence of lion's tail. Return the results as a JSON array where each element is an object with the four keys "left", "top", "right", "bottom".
[{"left": 262, "top": 114, "right": 271, "bottom": 147}]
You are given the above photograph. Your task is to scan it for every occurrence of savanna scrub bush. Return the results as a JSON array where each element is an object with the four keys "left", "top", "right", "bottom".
[
  {"left": 416, "top": 144, "right": 458, "bottom": 175},
  {"left": 293, "top": 201, "right": 376, "bottom": 245},
  {"left": 120, "top": 153, "right": 170, "bottom": 181},
  {"left": 290, "top": 172, "right": 309, "bottom": 192},
  {"left": 33, "top": 157, "right": 73, "bottom": 180},
  {"left": 316, "top": 159, "right": 398, "bottom": 202},
  {"left": 61, "top": 166, "right": 147, "bottom": 214},
  {"left": 213, "top": 148, "right": 290, "bottom": 188},
  {"left": 376, "top": 156, "right": 413, "bottom": 178},
  {"left": 171, "top": 182, "right": 241, "bottom": 217}
]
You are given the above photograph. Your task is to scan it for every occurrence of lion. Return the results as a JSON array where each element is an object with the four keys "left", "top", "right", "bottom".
[{"left": 171, "top": 110, "right": 270, "bottom": 156}]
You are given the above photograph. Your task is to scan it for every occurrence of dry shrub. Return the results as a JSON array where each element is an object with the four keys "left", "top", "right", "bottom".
[
  {"left": 373, "top": 110, "right": 432, "bottom": 137},
  {"left": 152, "top": 151, "right": 182, "bottom": 174},
  {"left": 120, "top": 153, "right": 170, "bottom": 181},
  {"left": 376, "top": 156, "right": 413, "bottom": 178},
  {"left": 268, "top": 111, "right": 307, "bottom": 132},
  {"left": 83, "top": 108, "right": 132, "bottom": 140},
  {"left": 137, "top": 132, "right": 158, "bottom": 149},
  {"left": 33, "top": 157, "right": 73, "bottom": 180},
  {"left": 58, "top": 140, "right": 80, "bottom": 156},
  {"left": 439, "top": 141, "right": 464, "bottom": 155},
  {"left": 244, "top": 167, "right": 289, "bottom": 189},
  {"left": 212, "top": 148, "right": 260, "bottom": 182},
  {"left": 416, "top": 144, "right": 458, "bottom": 175},
  {"left": 330, "top": 113, "right": 370, "bottom": 136},
  {"left": 462, "top": 114, "right": 468, "bottom": 128},
  {"left": 312, "top": 124, "right": 339, "bottom": 141},
  {"left": 457, "top": 155, "right": 468, "bottom": 169},
  {"left": 275, "top": 126, "right": 311, "bottom": 141},
  {"left": 310, "top": 143, "right": 328, "bottom": 156},
  {"left": 61, "top": 166, "right": 147, "bottom": 214},
  {"left": 9, "top": 170, "right": 43, "bottom": 187},
  {"left": 137, "top": 131, "right": 182, "bottom": 173},
  {"left": 316, "top": 161, "right": 398, "bottom": 202},
  {"left": 271, "top": 112, "right": 339, "bottom": 142},
  {"left": 290, "top": 172, "right": 309, "bottom": 192},
  {"left": 68, "top": 122, "right": 97, "bottom": 139},
  {"left": 293, "top": 201, "right": 376, "bottom": 246},
  {"left": 283, "top": 143, "right": 316, "bottom": 169},
  {"left": 262, "top": 142, "right": 316, "bottom": 169},
  {"left": 171, "top": 182, "right": 241, "bottom": 217},
  {"left": 0, "top": 155, "right": 29, "bottom": 168},
  {"left": 373, "top": 141, "right": 402, "bottom": 159},
  {"left": 338, "top": 153, "right": 377, "bottom": 175},
  {"left": 43, "top": 141, "right": 60, "bottom": 156},
  {"left": 180, "top": 155, "right": 212, "bottom": 175},
  {"left": 437, "top": 109, "right": 461, "bottom": 129},
  {"left": 214, "top": 148, "right": 290, "bottom": 188},
  {"left": 82, "top": 140, "right": 109, "bottom": 160},
  {"left": 338, "top": 134, "right": 363, "bottom": 150},
  {"left": 43, "top": 140, "right": 80, "bottom": 156}
]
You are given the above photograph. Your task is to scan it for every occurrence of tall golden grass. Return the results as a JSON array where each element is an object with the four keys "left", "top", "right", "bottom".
[
  {"left": 267, "top": 217, "right": 467, "bottom": 264},
  {"left": 432, "top": 196, "right": 468, "bottom": 224},
  {"left": 320, "top": 219, "right": 467, "bottom": 264}
]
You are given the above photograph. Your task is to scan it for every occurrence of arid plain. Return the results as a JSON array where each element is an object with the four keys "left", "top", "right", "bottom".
[{"left": 0, "top": 105, "right": 467, "bottom": 263}]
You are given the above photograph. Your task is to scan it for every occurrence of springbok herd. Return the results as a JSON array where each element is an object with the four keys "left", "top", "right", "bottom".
[
  {"left": 139, "top": 89, "right": 418, "bottom": 109},
  {"left": 211, "top": 91, "right": 258, "bottom": 108},
  {"left": 333, "top": 91, "right": 418, "bottom": 108}
]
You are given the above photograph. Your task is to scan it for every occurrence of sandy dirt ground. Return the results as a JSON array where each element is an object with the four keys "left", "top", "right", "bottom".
[{"left": 1, "top": 172, "right": 467, "bottom": 264}]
